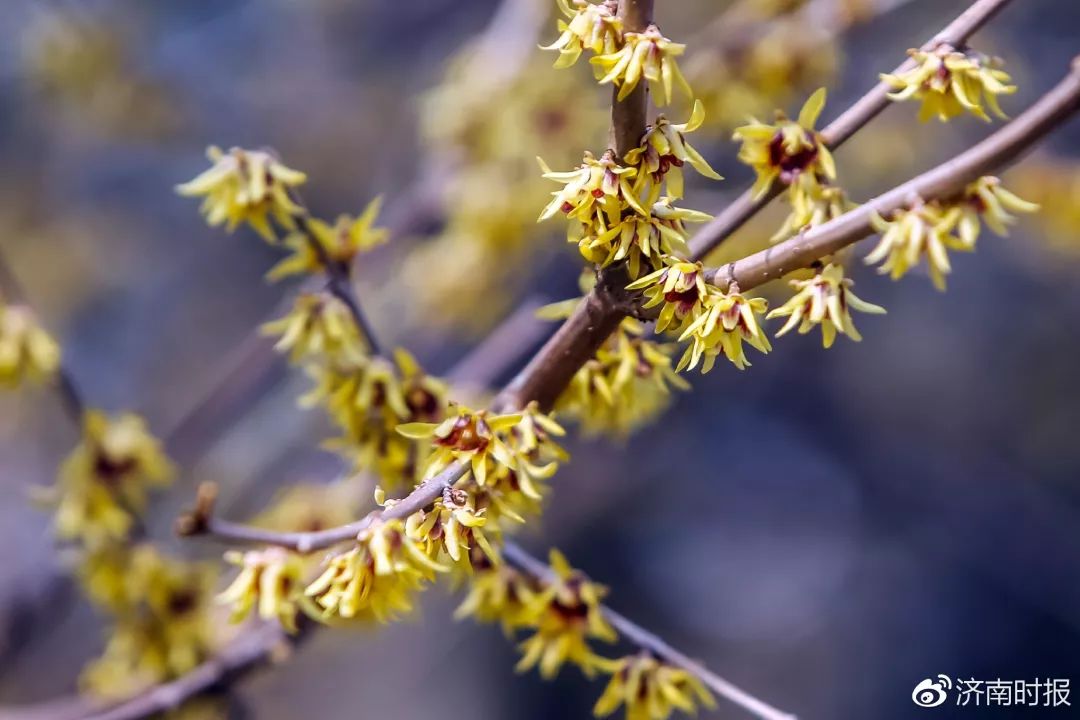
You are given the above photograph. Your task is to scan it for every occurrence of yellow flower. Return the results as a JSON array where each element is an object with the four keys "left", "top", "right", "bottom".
[
  {"left": 176, "top": 146, "right": 306, "bottom": 242},
  {"left": 733, "top": 87, "right": 836, "bottom": 199},
  {"left": 593, "top": 653, "right": 716, "bottom": 720},
  {"left": 310, "top": 349, "right": 449, "bottom": 490},
  {"left": 305, "top": 518, "right": 446, "bottom": 622},
  {"left": 53, "top": 411, "right": 174, "bottom": 546},
  {"left": 260, "top": 291, "right": 367, "bottom": 366},
  {"left": 767, "top": 263, "right": 885, "bottom": 348},
  {"left": 575, "top": 199, "right": 710, "bottom": 279},
  {"left": 678, "top": 286, "right": 771, "bottom": 372},
  {"left": 591, "top": 24, "right": 690, "bottom": 106},
  {"left": 772, "top": 175, "right": 853, "bottom": 243},
  {"left": 625, "top": 100, "right": 722, "bottom": 203},
  {"left": 556, "top": 318, "right": 688, "bottom": 436},
  {"left": 539, "top": 150, "right": 646, "bottom": 227},
  {"left": 406, "top": 487, "right": 499, "bottom": 567},
  {"left": 542, "top": 0, "right": 622, "bottom": 69},
  {"left": 81, "top": 547, "right": 216, "bottom": 699},
  {"left": 881, "top": 46, "right": 1016, "bottom": 123},
  {"left": 219, "top": 547, "right": 307, "bottom": 632},
  {"left": 0, "top": 303, "right": 61, "bottom": 387},
  {"left": 959, "top": 175, "right": 1039, "bottom": 242},
  {"left": 455, "top": 553, "right": 538, "bottom": 632},
  {"left": 626, "top": 259, "right": 708, "bottom": 335},
  {"left": 397, "top": 404, "right": 522, "bottom": 487},
  {"left": 267, "top": 197, "right": 387, "bottom": 281},
  {"left": 515, "top": 549, "right": 617, "bottom": 679},
  {"left": 867, "top": 202, "right": 967, "bottom": 290}
]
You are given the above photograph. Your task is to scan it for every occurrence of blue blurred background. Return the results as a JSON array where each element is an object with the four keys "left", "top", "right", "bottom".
[{"left": 1, "top": 0, "right": 1079, "bottom": 718}]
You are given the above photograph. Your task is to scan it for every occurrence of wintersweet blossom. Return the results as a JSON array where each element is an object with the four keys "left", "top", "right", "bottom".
[
  {"left": 53, "top": 411, "right": 173, "bottom": 546},
  {"left": 867, "top": 202, "right": 968, "bottom": 290},
  {"left": 625, "top": 100, "right": 722, "bottom": 203},
  {"left": 677, "top": 285, "right": 771, "bottom": 372},
  {"left": 593, "top": 653, "right": 716, "bottom": 720},
  {"left": 881, "top": 46, "right": 1016, "bottom": 122},
  {"left": 542, "top": 0, "right": 622, "bottom": 69},
  {"left": 176, "top": 146, "right": 306, "bottom": 241},
  {"left": 406, "top": 488, "right": 498, "bottom": 567},
  {"left": 625, "top": 259, "right": 708, "bottom": 334},
  {"left": 733, "top": 87, "right": 836, "bottom": 200},
  {"left": 515, "top": 550, "right": 616, "bottom": 679},
  {"left": 959, "top": 175, "right": 1039, "bottom": 243},
  {"left": 219, "top": 547, "right": 307, "bottom": 632},
  {"left": 267, "top": 197, "right": 387, "bottom": 281},
  {"left": 767, "top": 263, "right": 886, "bottom": 348},
  {"left": 305, "top": 518, "right": 446, "bottom": 622},
  {"left": 260, "top": 292, "right": 367, "bottom": 366},
  {"left": 591, "top": 24, "right": 690, "bottom": 106},
  {"left": 0, "top": 302, "right": 60, "bottom": 387}
]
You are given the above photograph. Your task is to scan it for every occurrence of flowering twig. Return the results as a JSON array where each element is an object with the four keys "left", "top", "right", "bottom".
[
  {"left": 701, "top": 57, "right": 1080, "bottom": 290},
  {"left": 501, "top": 541, "right": 797, "bottom": 720},
  {"left": 0, "top": 246, "right": 84, "bottom": 419},
  {"left": 688, "top": 0, "right": 1015, "bottom": 260}
]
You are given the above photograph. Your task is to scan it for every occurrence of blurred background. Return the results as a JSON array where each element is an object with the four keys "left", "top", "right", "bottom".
[{"left": 1, "top": 0, "right": 1080, "bottom": 718}]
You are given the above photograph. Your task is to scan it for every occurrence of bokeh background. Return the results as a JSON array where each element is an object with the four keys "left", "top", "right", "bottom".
[{"left": 2, "top": 0, "right": 1080, "bottom": 718}]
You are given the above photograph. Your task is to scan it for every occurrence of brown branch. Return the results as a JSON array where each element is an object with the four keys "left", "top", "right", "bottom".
[
  {"left": 702, "top": 57, "right": 1080, "bottom": 291},
  {"left": 687, "top": 0, "right": 1016, "bottom": 261},
  {"left": 501, "top": 541, "right": 797, "bottom": 720}
]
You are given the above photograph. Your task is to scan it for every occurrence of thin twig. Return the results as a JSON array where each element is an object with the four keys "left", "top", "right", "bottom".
[
  {"left": 688, "top": 0, "right": 1016, "bottom": 261},
  {"left": 702, "top": 57, "right": 1080, "bottom": 290},
  {"left": 500, "top": 541, "right": 797, "bottom": 720}
]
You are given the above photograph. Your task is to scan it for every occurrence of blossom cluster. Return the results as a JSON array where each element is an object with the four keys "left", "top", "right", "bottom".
[
  {"left": 868, "top": 176, "right": 1038, "bottom": 290},
  {"left": 733, "top": 88, "right": 853, "bottom": 242},
  {"left": 882, "top": 45, "right": 1016, "bottom": 123}
]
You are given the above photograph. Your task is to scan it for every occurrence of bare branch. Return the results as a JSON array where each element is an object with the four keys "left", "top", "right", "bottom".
[{"left": 703, "top": 57, "right": 1080, "bottom": 290}]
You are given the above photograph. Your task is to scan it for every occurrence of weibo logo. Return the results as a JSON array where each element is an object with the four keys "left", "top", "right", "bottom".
[{"left": 912, "top": 675, "right": 953, "bottom": 707}]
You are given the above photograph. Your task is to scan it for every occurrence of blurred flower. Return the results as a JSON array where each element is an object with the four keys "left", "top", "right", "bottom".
[
  {"left": 305, "top": 518, "right": 445, "bottom": 622},
  {"left": 53, "top": 411, "right": 173, "bottom": 546},
  {"left": 767, "top": 263, "right": 885, "bottom": 347},
  {"left": 678, "top": 286, "right": 771, "bottom": 372},
  {"left": 81, "top": 547, "right": 216, "bottom": 699},
  {"left": 867, "top": 203, "right": 965, "bottom": 290},
  {"left": 555, "top": 317, "right": 689, "bottom": 437},
  {"left": 220, "top": 547, "right": 307, "bottom": 632},
  {"left": 309, "top": 349, "right": 449, "bottom": 491},
  {"left": 542, "top": 0, "right": 622, "bottom": 69},
  {"left": 261, "top": 291, "right": 367, "bottom": 366},
  {"left": 733, "top": 87, "right": 835, "bottom": 200},
  {"left": 176, "top": 146, "right": 306, "bottom": 242},
  {"left": 0, "top": 303, "right": 60, "bottom": 387},
  {"left": 516, "top": 550, "right": 616, "bottom": 679},
  {"left": 593, "top": 653, "right": 716, "bottom": 720},
  {"left": 267, "top": 197, "right": 387, "bottom": 282},
  {"left": 592, "top": 24, "right": 690, "bottom": 106},
  {"left": 455, "top": 551, "right": 538, "bottom": 632},
  {"left": 772, "top": 176, "right": 853, "bottom": 242},
  {"left": 881, "top": 45, "right": 1016, "bottom": 122}
]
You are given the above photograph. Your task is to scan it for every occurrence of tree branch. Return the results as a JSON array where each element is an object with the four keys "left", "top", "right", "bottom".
[
  {"left": 501, "top": 541, "right": 797, "bottom": 720},
  {"left": 687, "top": 0, "right": 1016, "bottom": 261},
  {"left": 702, "top": 57, "right": 1080, "bottom": 291}
]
